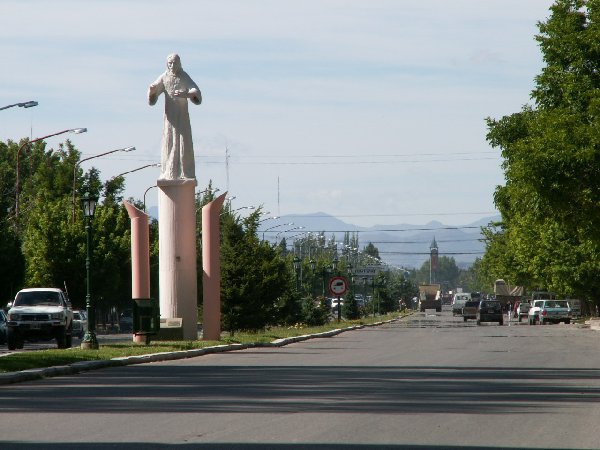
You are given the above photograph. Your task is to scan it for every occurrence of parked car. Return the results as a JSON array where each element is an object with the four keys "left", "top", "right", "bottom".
[
  {"left": 331, "top": 298, "right": 344, "bottom": 314},
  {"left": 516, "top": 300, "right": 531, "bottom": 322},
  {"left": 119, "top": 309, "right": 133, "bottom": 332},
  {"left": 538, "top": 300, "right": 572, "bottom": 325},
  {"left": 0, "top": 309, "right": 7, "bottom": 345},
  {"left": 72, "top": 310, "right": 88, "bottom": 338},
  {"left": 462, "top": 300, "right": 480, "bottom": 322},
  {"left": 569, "top": 299, "right": 582, "bottom": 318},
  {"left": 452, "top": 293, "right": 471, "bottom": 316},
  {"left": 527, "top": 300, "right": 546, "bottom": 325},
  {"left": 6, "top": 288, "right": 74, "bottom": 350},
  {"left": 477, "top": 300, "right": 503, "bottom": 325}
]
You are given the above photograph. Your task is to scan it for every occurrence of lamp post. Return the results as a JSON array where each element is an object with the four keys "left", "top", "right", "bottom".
[
  {"left": 144, "top": 185, "right": 157, "bottom": 211},
  {"left": 261, "top": 222, "right": 293, "bottom": 240},
  {"left": 276, "top": 226, "right": 304, "bottom": 240},
  {"left": 293, "top": 255, "right": 301, "bottom": 292},
  {"left": 72, "top": 145, "right": 134, "bottom": 221},
  {"left": 0, "top": 100, "right": 38, "bottom": 111},
  {"left": 309, "top": 259, "right": 316, "bottom": 298},
  {"left": 81, "top": 192, "right": 99, "bottom": 350},
  {"left": 362, "top": 277, "right": 368, "bottom": 311},
  {"left": 16, "top": 127, "right": 87, "bottom": 217},
  {"left": 113, "top": 163, "right": 160, "bottom": 179}
]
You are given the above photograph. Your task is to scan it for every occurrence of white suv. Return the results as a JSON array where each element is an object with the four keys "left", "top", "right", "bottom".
[{"left": 6, "top": 288, "right": 74, "bottom": 350}]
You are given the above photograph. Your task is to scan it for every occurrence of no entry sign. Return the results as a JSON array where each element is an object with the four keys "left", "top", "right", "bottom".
[{"left": 328, "top": 276, "right": 348, "bottom": 296}]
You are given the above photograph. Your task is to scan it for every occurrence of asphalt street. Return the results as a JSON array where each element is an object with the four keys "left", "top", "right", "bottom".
[{"left": 1, "top": 309, "right": 600, "bottom": 449}]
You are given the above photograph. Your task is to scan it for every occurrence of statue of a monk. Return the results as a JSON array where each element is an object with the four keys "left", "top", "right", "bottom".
[{"left": 148, "top": 54, "right": 201, "bottom": 180}]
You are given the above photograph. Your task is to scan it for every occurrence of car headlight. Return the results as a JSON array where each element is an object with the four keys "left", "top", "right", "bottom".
[
  {"left": 8, "top": 313, "right": 19, "bottom": 321},
  {"left": 50, "top": 313, "right": 63, "bottom": 320}
]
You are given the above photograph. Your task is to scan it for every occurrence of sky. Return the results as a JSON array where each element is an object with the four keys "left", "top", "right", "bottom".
[{"left": 1, "top": 0, "right": 555, "bottom": 228}]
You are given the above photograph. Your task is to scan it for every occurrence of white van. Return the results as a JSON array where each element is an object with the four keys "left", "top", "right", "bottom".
[{"left": 452, "top": 293, "right": 471, "bottom": 316}]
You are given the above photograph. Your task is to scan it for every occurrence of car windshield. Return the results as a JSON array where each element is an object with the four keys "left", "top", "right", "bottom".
[{"left": 14, "top": 291, "right": 61, "bottom": 307}]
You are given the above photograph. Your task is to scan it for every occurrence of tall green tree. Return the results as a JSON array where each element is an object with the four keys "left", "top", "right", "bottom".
[
  {"left": 485, "top": 0, "right": 600, "bottom": 307},
  {"left": 221, "top": 210, "right": 292, "bottom": 333}
]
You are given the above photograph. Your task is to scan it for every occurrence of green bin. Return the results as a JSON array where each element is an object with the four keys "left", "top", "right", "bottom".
[{"left": 132, "top": 298, "right": 159, "bottom": 334}]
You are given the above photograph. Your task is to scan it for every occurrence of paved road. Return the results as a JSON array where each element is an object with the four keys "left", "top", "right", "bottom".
[{"left": 1, "top": 309, "right": 600, "bottom": 449}]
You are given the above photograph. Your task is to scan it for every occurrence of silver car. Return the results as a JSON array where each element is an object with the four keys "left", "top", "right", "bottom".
[{"left": 72, "top": 310, "right": 88, "bottom": 338}]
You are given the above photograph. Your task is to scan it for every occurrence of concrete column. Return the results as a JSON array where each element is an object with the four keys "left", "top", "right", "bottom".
[
  {"left": 123, "top": 201, "right": 151, "bottom": 299},
  {"left": 202, "top": 193, "right": 226, "bottom": 341},
  {"left": 123, "top": 200, "right": 151, "bottom": 344},
  {"left": 158, "top": 178, "right": 198, "bottom": 340}
]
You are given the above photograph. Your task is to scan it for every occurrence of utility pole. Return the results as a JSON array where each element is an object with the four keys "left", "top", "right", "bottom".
[{"left": 225, "top": 147, "right": 230, "bottom": 192}]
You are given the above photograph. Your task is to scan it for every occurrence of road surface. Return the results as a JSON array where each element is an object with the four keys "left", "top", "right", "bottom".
[{"left": 1, "top": 309, "right": 600, "bottom": 449}]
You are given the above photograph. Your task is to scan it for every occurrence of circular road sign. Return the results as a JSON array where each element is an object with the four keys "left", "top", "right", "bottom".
[{"left": 329, "top": 276, "right": 348, "bottom": 296}]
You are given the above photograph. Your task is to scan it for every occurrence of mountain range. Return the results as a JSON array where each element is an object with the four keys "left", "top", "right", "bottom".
[
  {"left": 265, "top": 213, "right": 500, "bottom": 269},
  {"left": 147, "top": 206, "right": 499, "bottom": 269}
]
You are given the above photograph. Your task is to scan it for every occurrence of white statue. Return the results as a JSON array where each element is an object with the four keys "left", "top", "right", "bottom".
[{"left": 148, "top": 54, "right": 201, "bottom": 180}]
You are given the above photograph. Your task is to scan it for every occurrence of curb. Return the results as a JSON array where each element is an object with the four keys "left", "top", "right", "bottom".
[{"left": 0, "top": 318, "right": 400, "bottom": 386}]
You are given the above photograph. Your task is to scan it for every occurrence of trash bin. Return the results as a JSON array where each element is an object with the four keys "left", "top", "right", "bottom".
[{"left": 133, "top": 298, "right": 159, "bottom": 334}]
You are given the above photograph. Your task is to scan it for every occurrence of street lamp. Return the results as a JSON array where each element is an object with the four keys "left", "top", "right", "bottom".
[
  {"left": 332, "top": 256, "right": 339, "bottom": 273},
  {"left": 143, "top": 185, "right": 157, "bottom": 211},
  {"left": 198, "top": 187, "right": 220, "bottom": 196},
  {"left": 81, "top": 192, "right": 99, "bottom": 350},
  {"left": 113, "top": 163, "right": 160, "bottom": 179},
  {"left": 261, "top": 222, "right": 293, "bottom": 240},
  {"left": 72, "top": 145, "right": 134, "bottom": 221},
  {"left": 258, "top": 215, "right": 279, "bottom": 224},
  {"left": 276, "top": 226, "right": 304, "bottom": 240},
  {"left": 0, "top": 100, "right": 38, "bottom": 111},
  {"left": 16, "top": 128, "right": 87, "bottom": 217},
  {"left": 293, "top": 256, "right": 301, "bottom": 291}
]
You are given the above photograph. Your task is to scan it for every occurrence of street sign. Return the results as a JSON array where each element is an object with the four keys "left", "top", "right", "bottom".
[
  {"left": 353, "top": 265, "right": 380, "bottom": 278},
  {"left": 328, "top": 276, "right": 348, "bottom": 296}
]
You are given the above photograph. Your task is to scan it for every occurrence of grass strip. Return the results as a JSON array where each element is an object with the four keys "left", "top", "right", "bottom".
[{"left": 0, "top": 313, "right": 401, "bottom": 374}]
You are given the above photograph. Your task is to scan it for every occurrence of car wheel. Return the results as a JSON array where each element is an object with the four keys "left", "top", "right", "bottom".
[
  {"left": 565, "top": 319, "right": 571, "bottom": 325},
  {"left": 56, "top": 327, "right": 68, "bottom": 349},
  {"left": 65, "top": 327, "right": 73, "bottom": 348},
  {"left": 7, "top": 328, "right": 19, "bottom": 351}
]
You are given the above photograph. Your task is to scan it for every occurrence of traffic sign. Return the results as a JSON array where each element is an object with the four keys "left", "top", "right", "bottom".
[{"left": 328, "top": 276, "right": 348, "bottom": 296}]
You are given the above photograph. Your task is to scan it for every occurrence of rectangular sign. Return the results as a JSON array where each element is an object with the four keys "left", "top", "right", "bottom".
[{"left": 353, "top": 265, "right": 380, "bottom": 277}]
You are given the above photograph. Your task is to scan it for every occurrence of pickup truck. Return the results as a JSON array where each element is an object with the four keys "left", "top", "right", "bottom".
[
  {"left": 539, "top": 300, "right": 571, "bottom": 325},
  {"left": 6, "top": 288, "right": 73, "bottom": 350},
  {"left": 462, "top": 300, "right": 480, "bottom": 322}
]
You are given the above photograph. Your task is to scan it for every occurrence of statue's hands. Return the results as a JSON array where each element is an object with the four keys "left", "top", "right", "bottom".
[{"left": 173, "top": 89, "right": 189, "bottom": 98}]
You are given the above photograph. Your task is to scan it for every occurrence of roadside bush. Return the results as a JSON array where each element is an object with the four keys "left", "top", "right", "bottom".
[
  {"left": 302, "top": 296, "right": 330, "bottom": 326},
  {"left": 343, "top": 292, "right": 361, "bottom": 320}
]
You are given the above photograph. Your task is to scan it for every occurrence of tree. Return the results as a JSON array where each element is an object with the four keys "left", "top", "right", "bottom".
[
  {"left": 363, "top": 242, "right": 380, "bottom": 260},
  {"left": 415, "top": 255, "right": 461, "bottom": 288},
  {"left": 220, "top": 210, "right": 292, "bottom": 333},
  {"left": 485, "top": 0, "right": 600, "bottom": 308}
]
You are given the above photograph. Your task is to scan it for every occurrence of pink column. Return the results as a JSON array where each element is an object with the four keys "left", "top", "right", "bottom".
[
  {"left": 202, "top": 193, "right": 226, "bottom": 341},
  {"left": 123, "top": 201, "right": 151, "bottom": 343}
]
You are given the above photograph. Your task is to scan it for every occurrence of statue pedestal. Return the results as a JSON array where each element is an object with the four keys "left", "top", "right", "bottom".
[{"left": 157, "top": 178, "right": 198, "bottom": 340}]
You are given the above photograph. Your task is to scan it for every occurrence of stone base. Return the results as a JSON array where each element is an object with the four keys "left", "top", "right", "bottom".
[{"left": 153, "top": 317, "right": 184, "bottom": 341}]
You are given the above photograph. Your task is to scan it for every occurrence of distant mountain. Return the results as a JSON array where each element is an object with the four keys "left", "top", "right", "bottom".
[
  {"left": 265, "top": 212, "right": 501, "bottom": 269},
  {"left": 149, "top": 208, "right": 499, "bottom": 269}
]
